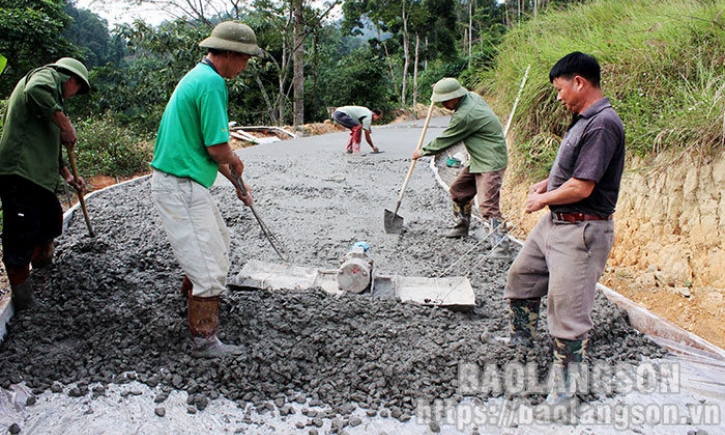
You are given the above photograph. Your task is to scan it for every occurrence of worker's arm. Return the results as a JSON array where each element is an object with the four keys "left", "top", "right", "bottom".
[
  {"left": 525, "top": 177, "right": 595, "bottom": 213},
  {"left": 207, "top": 142, "right": 253, "bottom": 206},
  {"left": 363, "top": 130, "right": 379, "bottom": 153},
  {"left": 51, "top": 110, "right": 77, "bottom": 145}
]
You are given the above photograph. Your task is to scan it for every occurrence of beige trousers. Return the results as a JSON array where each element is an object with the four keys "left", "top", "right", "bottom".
[{"left": 151, "top": 169, "right": 230, "bottom": 298}]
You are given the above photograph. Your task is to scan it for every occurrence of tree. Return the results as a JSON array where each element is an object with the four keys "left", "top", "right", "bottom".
[
  {"left": 318, "top": 46, "right": 390, "bottom": 111},
  {"left": 0, "top": 0, "right": 83, "bottom": 97},
  {"left": 64, "top": 2, "right": 114, "bottom": 68}
]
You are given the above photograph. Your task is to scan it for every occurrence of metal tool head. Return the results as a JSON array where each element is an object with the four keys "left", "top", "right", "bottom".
[{"left": 384, "top": 209, "right": 404, "bottom": 234}]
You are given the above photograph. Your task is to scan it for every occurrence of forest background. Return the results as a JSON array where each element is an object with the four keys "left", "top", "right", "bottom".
[{"left": 1, "top": 0, "right": 724, "bottom": 349}]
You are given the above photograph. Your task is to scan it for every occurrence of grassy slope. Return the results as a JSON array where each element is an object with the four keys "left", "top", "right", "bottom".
[{"left": 480, "top": 0, "right": 725, "bottom": 179}]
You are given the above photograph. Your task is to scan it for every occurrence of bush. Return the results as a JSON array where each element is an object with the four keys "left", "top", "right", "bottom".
[{"left": 73, "top": 113, "right": 153, "bottom": 179}]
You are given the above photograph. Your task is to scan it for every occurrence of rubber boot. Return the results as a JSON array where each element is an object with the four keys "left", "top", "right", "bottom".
[
  {"left": 181, "top": 275, "right": 192, "bottom": 298},
  {"left": 489, "top": 298, "right": 540, "bottom": 347},
  {"left": 540, "top": 337, "right": 588, "bottom": 422},
  {"left": 7, "top": 264, "right": 35, "bottom": 311},
  {"left": 31, "top": 241, "right": 55, "bottom": 269},
  {"left": 188, "top": 295, "right": 244, "bottom": 358},
  {"left": 443, "top": 201, "right": 472, "bottom": 238},
  {"left": 489, "top": 217, "right": 506, "bottom": 245}
]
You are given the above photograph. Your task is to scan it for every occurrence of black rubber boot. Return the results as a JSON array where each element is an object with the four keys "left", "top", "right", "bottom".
[
  {"left": 31, "top": 241, "right": 55, "bottom": 269},
  {"left": 7, "top": 264, "right": 35, "bottom": 311},
  {"left": 443, "top": 201, "right": 472, "bottom": 238}
]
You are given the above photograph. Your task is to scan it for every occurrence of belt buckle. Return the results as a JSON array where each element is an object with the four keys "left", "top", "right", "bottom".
[{"left": 553, "top": 212, "right": 579, "bottom": 223}]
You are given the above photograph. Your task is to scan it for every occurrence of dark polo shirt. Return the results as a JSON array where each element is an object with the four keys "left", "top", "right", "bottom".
[{"left": 548, "top": 97, "right": 625, "bottom": 217}]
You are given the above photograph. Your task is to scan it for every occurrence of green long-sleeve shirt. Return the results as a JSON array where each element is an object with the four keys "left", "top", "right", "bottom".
[
  {"left": 420, "top": 92, "right": 507, "bottom": 173},
  {"left": 0, "top": 66, "right": 69, "bottom": 192}
]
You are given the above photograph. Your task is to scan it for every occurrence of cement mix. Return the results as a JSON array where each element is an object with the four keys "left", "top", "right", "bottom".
[{"left": 1, "top": 118, "right": 723, "bottom": 434}]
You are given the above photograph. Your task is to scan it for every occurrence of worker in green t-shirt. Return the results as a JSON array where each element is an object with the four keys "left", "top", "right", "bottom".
[
  {"left": 0, "top": 57, "right": 90, "bottom": 310},
  {"left": 150, "top": 21, "right": 261, "bottom": 358}
]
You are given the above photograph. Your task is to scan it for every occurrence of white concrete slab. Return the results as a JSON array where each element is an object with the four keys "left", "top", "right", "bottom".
[
  {"left": 393, "top": 275, "right": 475, "bottom": 307},
  {"left": 231, "top": 260, "right": 476, "bottom": 308}
]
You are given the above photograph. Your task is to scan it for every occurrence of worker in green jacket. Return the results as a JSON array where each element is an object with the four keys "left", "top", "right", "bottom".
[
  {"left": 412, "top": 77, "right": 508, "bottom": 238},
  {"left": 0, "top": 57, "right": 90, "bottom": 310}
]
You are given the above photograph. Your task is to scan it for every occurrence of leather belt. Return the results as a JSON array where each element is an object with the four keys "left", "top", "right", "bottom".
[{"left": 552, "top": 212, "right": 611, "bottom": 223}]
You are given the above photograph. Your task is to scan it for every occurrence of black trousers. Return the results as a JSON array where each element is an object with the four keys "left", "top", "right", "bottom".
[{"left": 0, "top": 175, "right": 62, "bottom": 268}]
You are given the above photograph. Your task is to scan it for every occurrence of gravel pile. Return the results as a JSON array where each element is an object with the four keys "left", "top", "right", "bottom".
[{"left": 0, "top": 141, "right": 666, "bottom": 424}]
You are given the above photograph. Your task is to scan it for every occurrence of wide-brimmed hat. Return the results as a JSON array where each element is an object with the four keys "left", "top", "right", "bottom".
[
  {"left": 431, "top": 77, "right": 467, "bottom": 103},
  {"left": 49, "top": 57, "right": 90, "bottom": 94},
  {"left": 199, "top": 21, "right": 261, "bottom": 56}
]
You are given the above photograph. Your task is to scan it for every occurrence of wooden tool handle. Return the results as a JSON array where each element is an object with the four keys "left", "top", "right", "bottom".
[
  {"left": 68, "top": 148, "right": 95, "bottom": 237},
  {"left": 393, "top": 101, "right": 436, "bottom": 215}
]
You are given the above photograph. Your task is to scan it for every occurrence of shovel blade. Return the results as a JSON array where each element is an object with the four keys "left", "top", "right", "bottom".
[{"left": 384, "top": 209, "right": 404, "bottom": 234}]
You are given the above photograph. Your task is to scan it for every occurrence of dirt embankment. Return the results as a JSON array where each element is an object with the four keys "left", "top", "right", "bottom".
[{"left": 502, "top": 150, "right": 725, "bottom": 350}]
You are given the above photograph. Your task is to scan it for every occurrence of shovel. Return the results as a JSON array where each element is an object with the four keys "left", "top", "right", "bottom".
[
  {"left": 229, "top": 168, "right": 289, "bottom": 262},
  {"left": 384, "top": 101, "right": 436, "bottom": 234}
]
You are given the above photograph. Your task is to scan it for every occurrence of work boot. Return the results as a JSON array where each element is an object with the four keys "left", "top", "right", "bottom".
[
  {"left": 7, "top": 264, "right": 35, "bottom": 311},
  {"left": 489, "top": 298, "right": 540, "bottom": 347},
  {"left": 181, "top": 275, "right": 193, "bottom": 298},
  {"left": 542, "top": 337, "right": 588, "bottom": 418},
  {"left": 31, "top": 241, "right": 55, "bottom": 269},
  {"left": 443, "top": 201, "right": 472, "bottom": 238},
  {"left": 489, "top": 217, "right": 507, "bottom": 245},
  {"left": 188, "top": 295, "right": 244, "bottom": 358}
]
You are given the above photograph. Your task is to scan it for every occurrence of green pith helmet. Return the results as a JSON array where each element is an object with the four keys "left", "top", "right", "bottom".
[
  {"left": 199, "top": 21, "right": 261, "bottom": 56},
  {"left": 431, "top": 77, "right": 467, "bottom": 103},
  {"left": 49, "top": 57, "right": 90, "bottom": 94}
]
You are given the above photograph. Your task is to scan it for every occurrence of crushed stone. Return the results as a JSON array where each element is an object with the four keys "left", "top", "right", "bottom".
[{"left": 0, "top": 138, "right": 666, "bottom": 424}]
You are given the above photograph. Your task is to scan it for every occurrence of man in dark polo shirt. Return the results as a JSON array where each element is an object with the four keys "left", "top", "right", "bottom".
[{"left": 500, "top": 52, "right": 625, "bottom": 410}]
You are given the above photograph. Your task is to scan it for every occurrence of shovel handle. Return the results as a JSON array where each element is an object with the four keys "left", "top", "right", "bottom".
[
  {"left": 393, "top": 101, "right": 436, "bottom": 215},
  {"left": 68, "top": 147, "right": 95, "bottom": 237},
  {"left": 229, "top": 167, "right": 289, "bottom": 262}
]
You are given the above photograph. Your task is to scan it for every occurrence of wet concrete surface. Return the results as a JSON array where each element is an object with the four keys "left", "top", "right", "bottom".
[{"left": 0, "top": 118, "right": 672, "bottom": 433}]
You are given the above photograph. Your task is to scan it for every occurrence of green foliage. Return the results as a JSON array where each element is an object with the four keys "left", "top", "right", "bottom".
[
  {"left": 317, "top": 46, "right": 392, "bottom": 113},
  {"left": 480, "top": 0, "right": 725, "bottom": 176},
  {"left": 0, "top": 0, "right": 83, "bottom": 98},
  {"left": 63, "top": 3, "right": 114, "bottom": 69},
  {"left": 416, "top": 58, "right": 469, "bottom": 102},
  {"left": 0, "top": 99, "right": 5, "bottom": 129},
  {"left": 73, "top": 114, "right": 153, "bottom": 179},
  {"left": 73, "top": 20, "right": 209, "bottom": 131}
]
